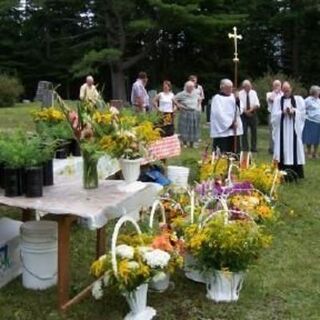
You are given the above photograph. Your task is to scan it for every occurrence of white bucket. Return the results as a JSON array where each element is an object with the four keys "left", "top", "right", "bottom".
[
  {"left": 167, "top": 166, "right": 190, "bottom": 187},
  {"left": 20, "top": 221, "right": 58, "bottom": 290}
]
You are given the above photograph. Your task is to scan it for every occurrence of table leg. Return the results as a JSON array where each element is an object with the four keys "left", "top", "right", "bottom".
[
  {"left": 22, "top": 208, "right": 32, "bottom": 222},
  {"left": 58, "top": 215, "right": 72, "bottom": 311},
  {"left": 96, "top": 227, "right": 106, "bottom": 259}
]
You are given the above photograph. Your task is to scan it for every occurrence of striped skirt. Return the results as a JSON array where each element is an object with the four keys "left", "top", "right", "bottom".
[{"left": 178, "top": 109, "right": 200, "bottom": 142}]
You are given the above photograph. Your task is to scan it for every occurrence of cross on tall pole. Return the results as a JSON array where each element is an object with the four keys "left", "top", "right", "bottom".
[{"left": 228, "top": 26, "right": 242, "bottom": 89}]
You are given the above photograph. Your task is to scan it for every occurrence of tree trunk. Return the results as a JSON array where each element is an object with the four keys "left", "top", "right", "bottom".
[{"left": 110, "top": 63, "right": 127, "bottom": 102}]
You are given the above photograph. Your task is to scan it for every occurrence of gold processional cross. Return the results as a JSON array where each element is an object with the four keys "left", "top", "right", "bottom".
[{"left": 228, "top": 26, "right": 242, "bottom": 88}]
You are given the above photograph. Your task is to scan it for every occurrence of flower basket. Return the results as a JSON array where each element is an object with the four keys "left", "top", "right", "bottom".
[
  {"left": 206, "top": 270, "right": 245, "bottom": 302},
  {"left": 148, "top": 201, "right": 170, "bottom": 292},
  {"left": 184, "top": 197, "right": 228, "bottom": 284},
  {"left": 119, "top": 158, "right": 142, "bottom": 183},
  {"left": 111, "top": 216, "right": 156, "bottom": 320}
]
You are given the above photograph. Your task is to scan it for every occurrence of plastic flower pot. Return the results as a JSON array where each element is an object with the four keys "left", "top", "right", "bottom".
[
  {"left": 206, "top": 270, "right": 245, "bottom": 302},
  {"left": 149, "top": 273, "right": 170, "bottom": 292},
  {"left": 55, "top": 141, "right": 70, "bottom": 159},
  {"left": 69, "top": 139, "right": 81, "bottom": 157},
  {"left": 119, "top": 158, "right": 142, "bottom": 183},
  {"left": 0, "top": 162, "right": 5, "bottom": 188},
  {"left": 42, "top": 159, "right": 54, "bottom": 186},
  {"left": 25, "top": 167, "right": 43, "bottom": 198},
  {"left": 184, "top": 252, "right": 206, "bottom": 284},
  {"left": 4, "top": 167, "right": 23, "bottom": 197}
]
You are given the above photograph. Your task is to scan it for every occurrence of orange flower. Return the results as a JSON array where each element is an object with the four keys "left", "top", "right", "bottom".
[{"left": 152, "top": 233, "right": 174, "bottom": 252}]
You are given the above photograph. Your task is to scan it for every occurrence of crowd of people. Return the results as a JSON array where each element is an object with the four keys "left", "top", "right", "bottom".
[{"left": 79, "top": 73, "right": 320, "bottom": 179}]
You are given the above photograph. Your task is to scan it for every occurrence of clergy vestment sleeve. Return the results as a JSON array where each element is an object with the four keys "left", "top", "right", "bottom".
[{"left": 253, "top": 91, "right": 260, "bottom": 108}]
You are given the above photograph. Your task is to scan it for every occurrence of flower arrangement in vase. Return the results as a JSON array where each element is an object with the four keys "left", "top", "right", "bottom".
[
  {"left": 55, "top": 94, "right": 116, "bottom": 189},
  {"left": 90, "top": 216, "right": 180, "bottom": 320},
  {"left": 100, "top": 110, "right": 161, "bottom": 183},
  {"left": 184, "top": 210, "right": 272, "bottom": 302}
]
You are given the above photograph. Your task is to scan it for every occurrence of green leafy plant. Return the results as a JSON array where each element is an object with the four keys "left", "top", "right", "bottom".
[{"left": 0, "top": 74, "right": 24, "bottom": 107}]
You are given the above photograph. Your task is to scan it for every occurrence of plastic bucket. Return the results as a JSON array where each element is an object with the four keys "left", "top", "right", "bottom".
[
  {"left": 20, "top": 221, "right": 58, "bottom": 290},
  {"left": 167, "top": 166, "right": 190, "bottom": 187}
]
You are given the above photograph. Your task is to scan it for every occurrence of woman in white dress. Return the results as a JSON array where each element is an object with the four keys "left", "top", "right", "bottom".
[{"left": 153, "top": 80, "right": 176, "bottom": 137}]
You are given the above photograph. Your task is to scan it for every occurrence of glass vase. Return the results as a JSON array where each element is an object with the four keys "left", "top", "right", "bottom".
[{"left": 82, "top": 151, "right": 98, "bottom": 189}]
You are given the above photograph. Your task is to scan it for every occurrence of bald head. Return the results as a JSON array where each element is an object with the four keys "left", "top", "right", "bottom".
[
  {"left": 86, "top": 75, "right": 94, "bottom": 86},
  {"left": 272, "top": 80, "right": 282, "bottom": 92},
  {"left": 282, "top": 81, "right": 292, "bottom": 97}
]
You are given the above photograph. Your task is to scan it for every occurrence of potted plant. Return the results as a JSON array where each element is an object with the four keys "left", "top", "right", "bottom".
[
  {"left": 100, "top": 111, "right": 161, "bottom": 183},
  {"left": 184, "top": 211, "right": 272, "bottom": 302},
  {"left": 1, "top": 131, "right": 28, "bottom": 197},
  {"left": 90, "top": 216, "right": 178, "bottom": 320}
]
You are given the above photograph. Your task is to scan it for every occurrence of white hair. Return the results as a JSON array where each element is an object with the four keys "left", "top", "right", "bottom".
[
  {"left": 273, "top": 79, "right": 281, "bottom": 87},
  {"left": 242, "top": 79, "right": 252, "bottom": 87},
  {"left": 220, "top": 79, "right": 233, "bottom": 89},
  {"left": 184, "top": 80, "right": 195, "bottom": 91},
  {"left": 310, "top": 85, "right": 320, "bottom": 96},
  {"left": 86, "top": 75, "right": 94, "bottom": 82}
]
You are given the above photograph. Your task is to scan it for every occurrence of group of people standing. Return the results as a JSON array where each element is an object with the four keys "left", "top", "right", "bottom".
[
  {"left": 79, "top": 73, "right": 320, "bottom": 179},
  {"left": 131, "top": 72, "right": 204, "bottom": 147}
]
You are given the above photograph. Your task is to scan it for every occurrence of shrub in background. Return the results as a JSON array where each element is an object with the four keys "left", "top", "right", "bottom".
[{"left": 0, "top": 74, "right": 24, "bottom": 107}]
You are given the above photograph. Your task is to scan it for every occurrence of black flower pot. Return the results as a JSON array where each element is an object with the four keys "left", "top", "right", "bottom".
[
  {"left": 4, "top": 168, "right": 23, "bottom": 197},
  {"left": 25, "top": 167, "right": 43, "bottom": 198},
  {"left": 43, "top": 159, "right": 54, "bottom": 186},
  {"left": 0, "top": 162, "right": 5, "bottom": 188},
  {"left": 55, "top": 141, "right": 70, "bottom": 159},
  {"left": 69, "top": 139, "right": 81, "bottom": 157}
]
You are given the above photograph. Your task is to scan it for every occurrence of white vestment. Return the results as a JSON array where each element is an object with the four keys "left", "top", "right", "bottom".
[
  {"left": 210, "top": 94, "right": 244, "bottom": 138},
  {"left": 272, "top": 95, "right": 306, "bottom": 165}
]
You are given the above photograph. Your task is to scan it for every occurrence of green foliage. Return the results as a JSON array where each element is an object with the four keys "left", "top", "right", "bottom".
[
  {"left": 0, "top": 74, "right": 24, "bottom": 107},
  {"left": 0, "top": 130, "right": 55, "bottom": 168},
  {"left": 36, "top": 121, "right": 74, "bottom": 141},
  {"left": 253, "top": 72, "right": 307, "bottom": 124}
]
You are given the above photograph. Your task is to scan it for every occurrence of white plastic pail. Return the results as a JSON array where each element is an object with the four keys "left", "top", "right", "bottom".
[
  {"left": 20, "top": 221, "right": 58, "bottom": 290},
  {"left": 167, "top": 166, "right": 190, "bottom": 187}
]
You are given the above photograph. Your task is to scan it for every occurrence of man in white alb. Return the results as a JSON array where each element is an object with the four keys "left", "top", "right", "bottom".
[
  {"left": 239, "top": 80, "right": 260, "bottom": 152},
  {"left": 210, "top": 79, "right": 244, "bottom": 153},
  {"left": 272, "top": 81, "right": 306, "bottom": 178},
  {"left": 266, "top": 80, "right": 283, "bottom": 154}
]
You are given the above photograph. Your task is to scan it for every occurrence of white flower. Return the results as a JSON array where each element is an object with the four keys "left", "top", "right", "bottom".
[
  {"left": 143, "top": 249, "right": 171, "bottom": 269},
  {"left": 110, "top": 106, "right": 119, "bottom": 115},
  {"left": 92, "top": 280, "right": 103, "bottom": 300},
  {"left": 152, "top": 271, "right": 167, "bottom": 282},
  {"left": 116, "top": 244, "right": 134, "bottom": 260},
  {"left": 127, "top": 261, "right": 140, "bottom": 270}
]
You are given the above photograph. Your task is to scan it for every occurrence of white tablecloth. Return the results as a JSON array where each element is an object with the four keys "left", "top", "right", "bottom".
[{"left": 0, "top": 164, "right": 162, "bottom": 229}]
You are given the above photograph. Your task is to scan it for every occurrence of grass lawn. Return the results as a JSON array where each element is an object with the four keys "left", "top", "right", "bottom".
[{"left": 0, "top": 105, "right": 320, "bottom": 320}]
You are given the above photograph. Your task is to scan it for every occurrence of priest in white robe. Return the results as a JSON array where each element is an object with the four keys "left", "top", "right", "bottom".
[
  {"left": 272, "top": 81, "right": 306, "bottom": 178},
  {"left": 210, "top": 79, "right": 244, "bottom": 153}
]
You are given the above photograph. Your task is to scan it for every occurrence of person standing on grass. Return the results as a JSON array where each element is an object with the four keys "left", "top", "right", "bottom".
[
  {"left": 189, "top": 75, "right": 205, "bottom": 144},
  {"left": 79, "top": 76, "right": 100, "bottom": 104},
  {"left": 210, "top": 79, "right": 244, "bottom": 153},
  {"left": 272, "top": 81, "right": 306, "bottom": 179},
  {"left": 239, "top": 80, "right": 260, "bottom": 153},
  {"left": 302, "top": 86, "right": 320, "bottom": 159},
  {"left": 266, "top": 80, "right": 283, "bottom": 154},
  {"left": 131, "top": 72, "right": 149, "bottom": 112},
  {"left": 153, "top": 80, "right": 176, "bottom": 137},
  {"left": 175, "top": 81, "right": 201, "bottom": 148}
]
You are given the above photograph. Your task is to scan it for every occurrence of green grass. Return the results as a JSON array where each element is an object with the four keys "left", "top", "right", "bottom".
[{"left": 0, "top": 105, "right": 320, "bottom": 319}]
